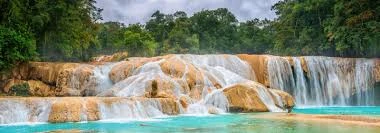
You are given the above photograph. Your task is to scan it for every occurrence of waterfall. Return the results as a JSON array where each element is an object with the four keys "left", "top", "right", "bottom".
[
  {"left": 4, "top": 54, "right": 375, "bottom": 124},
  {"left": 98, "top": 99, "right": 166, "bottom": 121},
  {"left": 0, "top": 99, "right": 52, "bottom": 124},
  {"left": 292, "top": 57, "right": 308, "bottom": 106},
  {"left": 70, "top": 63, "right": 116, "bottom": 96},
  {"left": 268, "top": 56, "right": 295, "bottom": 93},
  {"left": 267, "top": 56, "right": 376, "bottom": 106}
]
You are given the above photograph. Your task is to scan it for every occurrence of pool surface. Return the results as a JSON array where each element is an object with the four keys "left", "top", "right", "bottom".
[
  {"left": 1, "top": 112, "right": 380, "bottom": 133},
  {"left": 293, "top": 106, "right": 380, "bottom": 116}
]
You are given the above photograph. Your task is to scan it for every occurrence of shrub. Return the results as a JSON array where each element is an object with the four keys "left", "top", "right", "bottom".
[{"left": 9, "top": 83, "right": 30, "bottom": 96}]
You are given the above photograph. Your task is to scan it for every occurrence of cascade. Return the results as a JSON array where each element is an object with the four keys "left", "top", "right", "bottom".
[
  {"left": 99, "top": 54, "right": 260, "bottom": 115},
  {"left": 0, "top": 99, "right": 52, "bottom": 124},
  {"left": 267, "top": 56, "right": 376, "bottom": 106},
  {"left": 98, "top": 99, "right": 166, "bottom": 120},
  {"left": 5, "top": 54, "right": 374, "bottom": 124},
  {"left": 70, "top": 63, "right": 117, "bottom": 96}
]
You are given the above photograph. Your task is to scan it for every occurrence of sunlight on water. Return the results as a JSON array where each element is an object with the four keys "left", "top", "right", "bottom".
[
  {"left": 1, "top": 113, "right": 380, "bottom": 133},
  {"left": 293, "top": 106, "right": 380, "bottom": 116}
]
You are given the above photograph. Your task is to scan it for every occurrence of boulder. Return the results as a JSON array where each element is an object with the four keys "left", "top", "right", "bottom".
[
  {"left": 223, "top": 82, "right": 269, "bottom": 112},
  {"left": 223, "top": 81, "right": 295, "bottom": 112}
]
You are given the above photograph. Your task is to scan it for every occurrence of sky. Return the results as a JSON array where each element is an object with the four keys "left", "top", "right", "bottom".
[{"left": 95, "top": 0, "right": 280, "bottom": 24}]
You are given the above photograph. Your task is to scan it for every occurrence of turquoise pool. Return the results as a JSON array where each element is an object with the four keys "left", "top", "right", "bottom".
[
  {"left": 1, "top": 107, "right": 380, "bottom": 133},
  {"left": 293, "top": 106, "right": 380, "bottom": 116}
]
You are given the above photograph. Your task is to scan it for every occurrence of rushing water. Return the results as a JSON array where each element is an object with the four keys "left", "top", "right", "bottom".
[
  {"left": 267, "top": 56, "right": 377, "bottom": 106},
  {"left": 0, "top": 55, "right": 378, "bottom": 126},
  {"left": 1, "top": 113, "right": 380, "bottom": 133}
]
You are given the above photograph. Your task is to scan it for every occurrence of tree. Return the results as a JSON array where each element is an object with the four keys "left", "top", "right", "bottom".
[
  {"left": 324, "top": 0, "right": 380, "bottom": 57},
  {"left": 271, "top": 0, "right": 335, "bottom": 56},
  {"left": 124, "top": 24, "right": 157, "bottom": 57},
  {"left": 165, "top": 11, "right": 199, "bottom": 54},
  {"left": 190, "top": 8, "right": 240, "bottom": 53},
  {"left": 0, "top": 0, "right": 103, "bottom": 61},
  {"left": 146, "top": 11, "right": 175, "bottom": 55},
  {"left": 238, "top": 19, "right": 275, "bottom": 54},
  {"left": 0, "top": 26, "right": 36, "bottom": 71},
  {"left": 97, "top": 22, "right": 127, "bottom": 54}
]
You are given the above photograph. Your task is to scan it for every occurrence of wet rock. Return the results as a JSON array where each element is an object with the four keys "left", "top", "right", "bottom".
[
  {"left": 109, "top": 56, "right": 163, "bottom": 83},
  {"left": 237, "top": 54, "right": 270, "bottom": 87},
  {"left": 27, "top": 80, "right": 54, "bottom": 97},
  {"left": 375, "top": 59, "right": 380, "bottom": 82},
  {"left": 91, "top": 52, "right": 129, "bottom": 62},
  {"left": 223, "top": 82, "right": 269, "bottom": 112},
  {"left": 223, "top": 81, "right": 294, "bottom": 112},
  {"left": 269, "top": 89, "right": 295, "bottom": 111},
  {"left": 3, "top": 79, "right": 54, "bottom": 96}
]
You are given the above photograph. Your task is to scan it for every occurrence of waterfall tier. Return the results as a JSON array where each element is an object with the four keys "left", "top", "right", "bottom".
[
  {"left": 0, "top": 54, "right": 297, "bottom": 124},
  {"left": 238, "top": 54, "right": 379, "bottom": 106},
  {"left": 1, "top": 54, "right": 378, "bottom": 124}
]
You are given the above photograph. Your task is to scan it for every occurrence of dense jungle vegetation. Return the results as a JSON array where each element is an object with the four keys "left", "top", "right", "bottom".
[{"left": 0, "top": 0, "right": 379, "bottom": 71}]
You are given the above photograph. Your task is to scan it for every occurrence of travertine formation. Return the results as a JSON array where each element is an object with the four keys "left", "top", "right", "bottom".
[{"left": 0, "top": 53, "right": 378, "bottom": 124}]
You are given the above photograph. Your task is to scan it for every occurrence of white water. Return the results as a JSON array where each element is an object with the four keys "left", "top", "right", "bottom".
[
  {"left": 98, "top": 99, "right": 166, "bottom": 120},
  {"left": 267, "top": 56, "right": 376, "bottom": 106},
  {"left": 0, "top": 99, "right": 52, "bottom": 124},
  {"left": 70, "top": 63, "right": 116, "bottom": 96},
  {"left": 250, "top": 82, "right": 284, "bottom": 112},
  {"left": 99, "top": 54, "right": 260, "bottom": 116},
  {"left": 2, "top": 54, "right": 375, "bottom": 125}
]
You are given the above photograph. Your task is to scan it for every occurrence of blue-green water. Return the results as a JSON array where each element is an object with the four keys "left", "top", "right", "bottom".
[
  {"left": 293, "top": 106, "right": 380, "bottom": 116},
  {"left": 1, "top": 107, "right": 380, "bottom": 133}
]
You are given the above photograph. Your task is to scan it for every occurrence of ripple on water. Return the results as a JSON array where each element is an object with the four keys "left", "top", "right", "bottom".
[{"left": 1, "top": 113, "right": 380, "bottom": 133}]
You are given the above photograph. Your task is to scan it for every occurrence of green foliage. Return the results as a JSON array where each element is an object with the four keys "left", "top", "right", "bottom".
[
  {"left": 10, "top": 83, "right": 30, "bottom": 96},
  {"left": 0, "top": 0, "right": 102, "bottom": 61},
  {"left": 238, "top": 19, "right": 275, "bottom": 54},
  {"left": 95, "top": 22, "right": 127, "bottom": 55},
  {"left": 0, "top": 0, "right": 378, "bottom": 68},
  {"left": 124, "top": 24, "right": 157, "bottom": 57},
  {"left": 0, "top": 26, "right": 37, "bottom": 71},
  {"left": 272, "top": 0, "right": 379, "bottom": 57},
  {"left": 190, "top": 8, "right": 240, "bottom": 53}
]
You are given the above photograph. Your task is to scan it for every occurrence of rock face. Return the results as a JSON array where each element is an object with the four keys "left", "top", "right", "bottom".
[
  {"left": 0, "top": 97, "right": 180, "bottom": 124},
  {"left": 48, "top": 97, "right": 180, "bottom": 123},
  {"left": 375, "top": 59, "right": 380, "bottom": 83},
  {"left": 223, "top": 82, "right": 294, "bottom": 112},
  {"left": 1, "top": 62, "right": 105, "bottom": 96},
  {"left": 3, "top": 79, "right": 54, "bottom": 96},
  {"left": 237, "top": 54, "right": 270, "bottom": 87}
]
